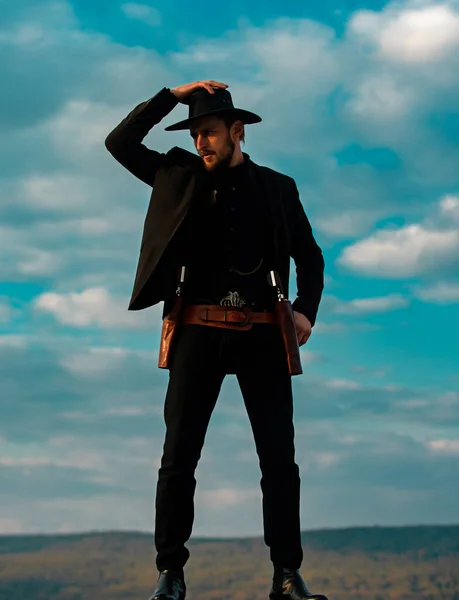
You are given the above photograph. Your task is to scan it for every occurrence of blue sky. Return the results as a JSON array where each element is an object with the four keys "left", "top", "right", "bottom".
[{"left": 1, "top": 0, "right": 459, "bottom": 537}]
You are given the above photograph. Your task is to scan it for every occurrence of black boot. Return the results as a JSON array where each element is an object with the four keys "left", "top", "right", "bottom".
[
  {"left": 269, "top": 566, "right": 328, "bottom": 600},
  {"left": 148, "top": 569, "right": 186, "bottom": 600}
]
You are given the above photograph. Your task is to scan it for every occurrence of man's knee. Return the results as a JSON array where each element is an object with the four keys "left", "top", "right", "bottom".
[
  {"left": 160, "top": 435, "right": 204, "bottom": 473},
  {"left": 259, "top": 456, "right": 299, "bottom": 478}
]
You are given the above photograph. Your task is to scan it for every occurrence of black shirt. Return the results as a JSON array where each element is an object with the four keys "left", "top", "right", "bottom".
[{"left": 175, "top": 156, "right": 275, "bottom": 310}]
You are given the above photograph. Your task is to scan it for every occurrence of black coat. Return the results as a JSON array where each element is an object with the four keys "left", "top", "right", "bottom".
[{"left": 105, "top": 88, "right": 325, "bottom": 326}]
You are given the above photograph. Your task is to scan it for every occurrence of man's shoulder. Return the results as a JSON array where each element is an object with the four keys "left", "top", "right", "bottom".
[
  {"left": 253, "top": 162, "right": 296, "bottom": 189},
  {"left": 164, "top": 146, "right": 201, "bottom": 168}
]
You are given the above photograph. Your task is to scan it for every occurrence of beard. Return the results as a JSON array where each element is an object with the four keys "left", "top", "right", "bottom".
[{"left": 202, "top": 137, "right": 235, "bottom": 172}]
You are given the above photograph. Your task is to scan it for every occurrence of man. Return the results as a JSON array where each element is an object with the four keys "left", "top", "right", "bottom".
[{"left": 105, "top": 80, "right": 327, "bottom": 600}]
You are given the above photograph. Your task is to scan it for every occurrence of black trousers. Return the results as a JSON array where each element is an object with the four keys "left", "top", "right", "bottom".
[{"left": 154, "top": 320, "right": 303, "bottom": 571}]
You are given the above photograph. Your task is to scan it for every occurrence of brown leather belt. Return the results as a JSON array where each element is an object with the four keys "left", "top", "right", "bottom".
[{"left": 181, "top": 304, "right": 276, "bottom": 331}]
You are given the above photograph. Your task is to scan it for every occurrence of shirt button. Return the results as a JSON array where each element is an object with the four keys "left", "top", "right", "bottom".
[
  {"left": 231, "top": 186, "right": 237, "bottom": 191},
  {"left": 230, "top": 206, "right": 235, "bottom": 212}
]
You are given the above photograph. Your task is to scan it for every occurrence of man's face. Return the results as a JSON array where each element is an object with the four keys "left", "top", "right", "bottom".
[{"left": 190, "top": 116, "right": 236, "bottom": 172}]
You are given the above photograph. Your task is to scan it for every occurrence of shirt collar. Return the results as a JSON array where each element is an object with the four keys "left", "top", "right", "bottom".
[{"left": 207, "top": 152, "right": 251, "bottom": 188}]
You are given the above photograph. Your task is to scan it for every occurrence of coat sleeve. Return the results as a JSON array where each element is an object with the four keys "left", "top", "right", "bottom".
[
  {"left": 104, "top": 87, "right": 179, "bottom": 187},
  {"left": 288, "top": 178, "right": 325, "bottom": 327}
]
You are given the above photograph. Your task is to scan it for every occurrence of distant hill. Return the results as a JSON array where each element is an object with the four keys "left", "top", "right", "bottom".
[{"left": 0, "top": 524, "right": 458, "bottom": 600}]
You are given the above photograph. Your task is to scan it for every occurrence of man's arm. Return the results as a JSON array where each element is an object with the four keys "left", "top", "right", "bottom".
[
  {"left": 288, "top": 178, "right": 325, "bottom": 327},
  {"left": 104, "top": 87, "right": 179, "bottom": 186},
  {"left": 105, "top": 80, "right": 229, "bottom": 187}
]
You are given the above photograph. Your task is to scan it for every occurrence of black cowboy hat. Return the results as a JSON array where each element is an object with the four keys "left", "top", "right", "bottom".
[{"left": 164, "top": 87, "right": 262, "bottom": 131}]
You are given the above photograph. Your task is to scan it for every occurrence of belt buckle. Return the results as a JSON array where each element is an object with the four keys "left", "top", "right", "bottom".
[
  {"left": 220, "top": 290, "right": 246, "bottom": 307},
  {"left": 227, "top": 306, "right": 250, "bottom": 327}
]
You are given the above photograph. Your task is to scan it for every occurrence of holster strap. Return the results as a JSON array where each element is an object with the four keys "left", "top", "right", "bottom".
[{"left": 181, "top": 304, "right": 276, "bottom": 331}]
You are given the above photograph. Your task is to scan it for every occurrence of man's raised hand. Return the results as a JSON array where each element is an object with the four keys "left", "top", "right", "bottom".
[{"left": 170, "top": 80, "right": 228, "bottom": 103}]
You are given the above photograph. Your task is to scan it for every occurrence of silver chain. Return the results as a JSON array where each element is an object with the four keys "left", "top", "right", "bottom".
[{"left": 229, "top": 257, "right": 264, "bottom": 276}]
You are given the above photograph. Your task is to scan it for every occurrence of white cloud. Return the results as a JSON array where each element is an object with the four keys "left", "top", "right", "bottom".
[
  {"left": 350, "top": 364, "right": 390, "bottom": 378},
  {"left": 199, "top": 486, "right": 260, "bottom": 509},
  {"left": 0, "top": 335, "right": 28, "bottom": 348},
  {"left": 428, "top": 439, "right": 459, "bottom": 453},
  {"left": 56, "top": 411, "right": 96, "bottom": 422},
  {"left": 300, "top": 349, "right": 324, "bottom": 364},
  {"left": 0, "top": 518, "right": 26, "bottom": 534},
  {"left": 347, "top": 72, "right": 415, "bottom": 120},
  {"left": 337, "top": 192, "right": 459, "bottom": 277},
  {"left": 102, "top": 406, "right": 149, "bottom": 416},
  {"left": 0, "top": 2, "right": 77, "bottom": 47},
  {"left": 0, "top": 24, "right": 47, "bottom": 46},
  {"left": 0, "top": 450, "right": 109, "bottom": 472},
  {"left": 20, "top": 173, "right": 107, "bottom": 212},
  {"left": 350, "top": 4, "right": 459, "bottom": 64},
  {"left": 313, "top": 321, "right": 347, "bottom": 333},
  {"left": 33, "top": 286, "right": 163, "bottom": 328},
  {"left": 312, "top": 451, "right": 341, "bottom": 468},
  {"left": 438, "top": 194, "right": 459, "bottom": 224},
  {"left": 316, "top": 208, "right": 387, "bottom": 238},
  {"left": 121, "top": 3, "right": 162, "bottom": 27},
  {"left": 334, "top": 293, "right": 409, "bottom": 314},
  {"left": 60, "top": 346, "right": 130, "bottom": 376},
  {"left": 414, "top": 280, "right": 459, "bottom": 303},
  {"left": 338, "top": 223, "right": 459, "bottom": 278},
  {"left": 18, "top": 248, "right": 63, "bottom": 276},
  {"left": 59, "top": 344, "right": 158, "bottom": 382},
  {"left": 24, "top": 495, "right": 153, "bottom": 534},
  {"left": 324, "top": 378, "right": 362, "bottom": 390},
  {"left": 0, "top": 299, "right": 13, "bottom": 323},
  {"left": 0, "top": 456, "right": 53, "bottom": 467},
  {"left": 46, "top": 99, "right": 122, "bottom": 156},
  {"left": 48, "top": 435, "right": 77, "bottom": 446}
]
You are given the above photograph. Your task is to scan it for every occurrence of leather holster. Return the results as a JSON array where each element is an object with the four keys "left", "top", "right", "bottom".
[
  {"left": 274, "top": 298, "right": 303, "bottom": 376},
  {"left": 158, "top": 296, "right": 183, "bottom": 370}
]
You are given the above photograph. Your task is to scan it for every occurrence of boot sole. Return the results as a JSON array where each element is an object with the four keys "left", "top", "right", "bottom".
[
  {"left": 269, "top": 594, "right": 328, "bottom": 600},
  {"left": 149, "top": 595, "right": 185, "bottom": 600}
]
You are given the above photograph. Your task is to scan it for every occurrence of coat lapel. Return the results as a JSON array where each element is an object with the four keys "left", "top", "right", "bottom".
[{"left": 246, "top": 159, "right": 287, "bottom": 272}]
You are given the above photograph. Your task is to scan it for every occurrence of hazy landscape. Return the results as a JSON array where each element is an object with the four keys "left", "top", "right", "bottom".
[{"left": 0, "top": 524, "right": 458, "bottom": 600}]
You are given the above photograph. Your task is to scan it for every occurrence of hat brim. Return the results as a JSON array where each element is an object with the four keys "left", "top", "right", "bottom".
[{"left": 164, "top": 108, "right": 262, "bottom": 131}]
